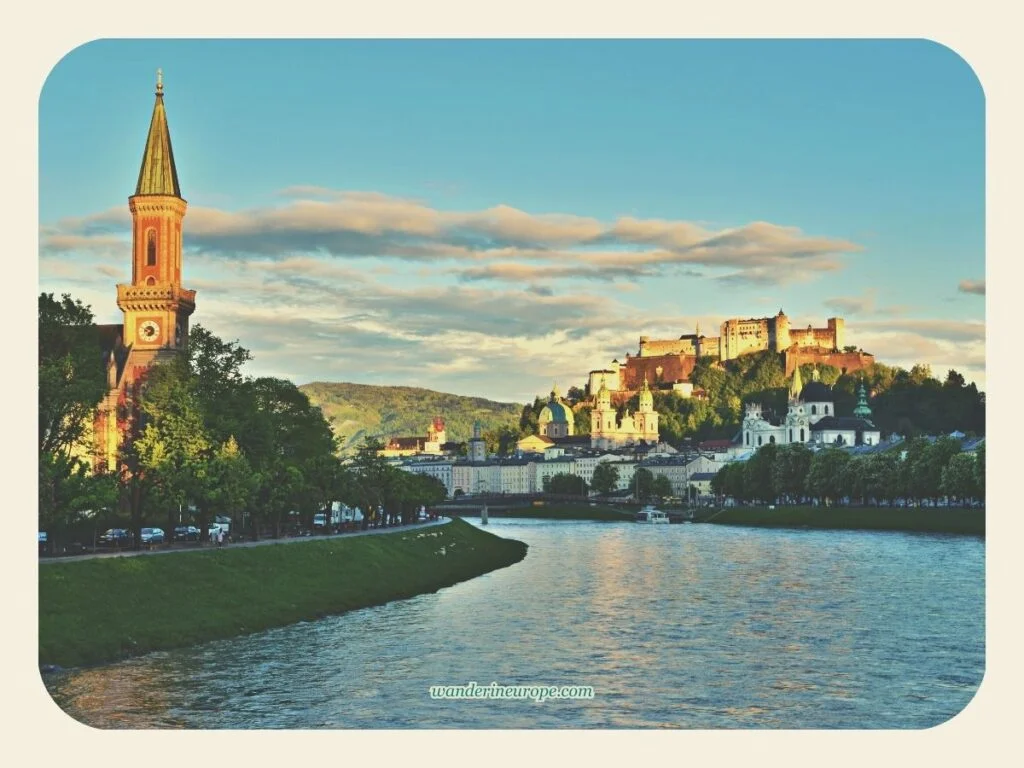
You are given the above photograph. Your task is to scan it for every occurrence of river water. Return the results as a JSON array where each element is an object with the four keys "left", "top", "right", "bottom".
[{"left": 43, "top": 519, "right": 984, "bottom": 729}]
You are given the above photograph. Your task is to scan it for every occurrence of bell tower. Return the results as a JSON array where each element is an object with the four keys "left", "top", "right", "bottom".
[{"left": 117, "top": 69, "right": 195, "bottom": 372}]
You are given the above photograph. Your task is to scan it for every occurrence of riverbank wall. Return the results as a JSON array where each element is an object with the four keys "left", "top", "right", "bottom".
[
  {"left": 39, "top": 519, "right": 527, "bottom": 669},
  {"left": 695, "top": 505, "right": 985, "bottom": 535}
]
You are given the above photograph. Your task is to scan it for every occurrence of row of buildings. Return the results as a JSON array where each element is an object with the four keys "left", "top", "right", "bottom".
[
  {"left": 390, "top": 366, "right": 887, "bottom": 500},
  {"left": 394, "top": 422, "right": 733, "bottom": 501}
]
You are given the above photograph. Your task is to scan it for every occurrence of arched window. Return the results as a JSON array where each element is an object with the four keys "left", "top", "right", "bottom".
[
  {"left": 769, "top": 436, "right": 775, "bottom": 444},
  {"left": 757, "top": 435, "right": 762, "bottom": 446},
  {"left": 800, "top": 428, "right": 805, "bottom": 441},
  {"left": 146, "top": 276, "right": 155, "bottom": 286},
  {"left": 825, "top": 404, "right": 830, "bottom": 414},
  {"left": 146, "top": 230, "right": 157, "bottom": 266},
  {"left": 789, "top": 429, "right": 793, "bottom": 442},
  {"left": 745, "top": 432, "right": 750, "bottom": 445},
  {"left": 811, "top": 405, "right": 817, "bottom": 415}
]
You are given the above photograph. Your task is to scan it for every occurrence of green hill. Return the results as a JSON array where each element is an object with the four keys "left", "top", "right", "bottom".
[{"left": 299, "top": 382, "right": 524, "bottom": 453}]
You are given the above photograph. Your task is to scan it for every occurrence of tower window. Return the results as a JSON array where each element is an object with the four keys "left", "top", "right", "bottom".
[
  {"left": 146, "top": 230, "right": 157, "bottom": 266},
  {"left": 800, "top": 428, "right": 805, "bottom": 441},
  {"left": 811, "top": 405, "right": 817, "bottom": 415}
]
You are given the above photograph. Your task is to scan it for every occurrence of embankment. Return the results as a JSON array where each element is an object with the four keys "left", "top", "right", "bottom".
[
  {"left": 696, "top": 506, "right": 984, "bottom": 535},
  {"left": 444, "top": 503, "right": 633, "bottom": 522},
  {"left": 39, "top": 519, "right": 527, "bottom": 669}
]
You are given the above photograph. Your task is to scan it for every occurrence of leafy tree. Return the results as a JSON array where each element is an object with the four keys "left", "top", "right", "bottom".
[
  {"left": 805, "top": 448, "right": 851, "bottom": 504},
  {"left": 632, "top": 467, "right": 655, "bottom": 501},
  {"left": 712, "top": 462, "right": 746, "bottom": 501},
  {"left": 651, "top": 475, "right": 674, "bottom": 499},
  {"left": 590, "top": 461, "right": 620, "bottom": 495},
  {"left": 743, "top": 442, "right": 778, "bottom": 503},
  {"left": 941, "top": 452, "right": 978, "bottom": 503},
  {"left": 132, "top": 356, "right": 212, "bottom": 544},
  {"left": 38, "top": 293, "right": 107, "bottom": 457},
  {"left": 974, "top": 442, "right": 985, "bottom": 501},
  {"left": 771, "top": 443, "right": 812, "bottom": 501},
  {"left": 910, "top": 436, "right": 962, "bottom": 503},
  {"left": 548, "top": 472, "right": 587, "bottom": 496}
]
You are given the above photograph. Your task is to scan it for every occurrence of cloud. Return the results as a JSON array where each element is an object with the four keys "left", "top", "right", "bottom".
[
  {"left": 822, "top": 289, "right": 912, "bottom": 317},
  {"left": 41, "top": 189, "right": 861, "bottom": 286},
  {"left": 958, "top": 279, "right": 985, "bottom": 296},
  {"left": 851, "top": 318, "right": 985, "bottom": 344}
]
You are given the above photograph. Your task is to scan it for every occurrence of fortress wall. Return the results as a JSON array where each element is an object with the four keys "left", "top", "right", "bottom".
[
  {"left": 784, "top": 349, "right": 875, "bottom": 377},
  {"left": 622, "top": 354, "right": 698, "bottom": 389},
  {"left": 639, "top": 338, "right": 690, "bottom": 357}
]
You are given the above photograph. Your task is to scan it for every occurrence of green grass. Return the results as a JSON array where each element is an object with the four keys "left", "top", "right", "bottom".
[
  {"left": 39, "top": 519, "right": 527, "bottom": 669},
  {"left": 697, "top": 505, "right": 985, "bottom": 535}
]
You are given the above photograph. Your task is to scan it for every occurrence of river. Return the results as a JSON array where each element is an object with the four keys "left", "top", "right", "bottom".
[{"left": 43, "top": 519, "right": 984, "bottom": 729}]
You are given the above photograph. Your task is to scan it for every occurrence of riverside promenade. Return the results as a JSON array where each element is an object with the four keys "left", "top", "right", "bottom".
[{"left": 40, "top": 517, "right": 450, "bottom": 565}]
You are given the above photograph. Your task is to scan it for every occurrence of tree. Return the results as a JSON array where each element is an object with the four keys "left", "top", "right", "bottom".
[
  {"left": 771, "top": 443, "right": 812, "bottom": 501},
  {"left": 349, "top": 437, "right": 393, "bottom": 529},
  {"left": 132, "top": 356, "right": 212, "bottom": 545},
  {"left": 38, "top": 294, "right": 111, "bottom": 536},
  {"left": 632, "top": 467, "right": 655, "bottom": 501},
  {"left": 548, "top": 473, "right": 587, "bottom": 496},
  {"left": 805, "top": 449, "right": 851, "bottom": 504},
  {"left": 38, "top": 293, "right": 107, "bottom": 458},
  {"left": 974, "top": 442, "right": 985, "bottom": 502},
  {"left": 590, "top": 461, "right": 620, "bottom": 496},
  {"left": 941, "top": 452, "right": 978, "bottom": 504},
  {"left": 744, "top": 442, "right": 779, "bottom": 503},
  {"left": 651, "top": 475, "right": 673, "bottom": 500},
  {"left": 910, "top": 436, "right": 962, "bottom": 503},
  {"left": 713, "top": 462, "right": 747, "bottom": 502}
]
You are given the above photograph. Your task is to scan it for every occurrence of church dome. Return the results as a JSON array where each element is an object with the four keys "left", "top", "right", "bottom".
[
  {"left": 540, "top": 402, "right": 572, "bottom": 424},
  {"left": 799, "top": 381, "right": 833, "bottom": 403}
]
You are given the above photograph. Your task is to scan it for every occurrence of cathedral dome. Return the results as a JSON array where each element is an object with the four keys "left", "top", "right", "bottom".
[
  {"left": 540, "top": 402, "right": 572, "bottom": 424},
  {"left": 799, "top": 381, "right": 833, "bottom": 403}
]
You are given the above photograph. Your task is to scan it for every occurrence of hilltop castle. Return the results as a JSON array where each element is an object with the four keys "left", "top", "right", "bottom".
[{"left": 588, "top": 310, "right": 873, "bottom": 397}]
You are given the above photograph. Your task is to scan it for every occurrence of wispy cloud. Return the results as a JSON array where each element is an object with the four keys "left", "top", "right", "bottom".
[
  {"left": 958, "top": 278, "right": 985, "bottom": 296},
  {"left": 41, "top": 188, "right": 862, "bottom": 286},
  {"left": 823, "top": 288, "right": 911, "bottom": 317}
]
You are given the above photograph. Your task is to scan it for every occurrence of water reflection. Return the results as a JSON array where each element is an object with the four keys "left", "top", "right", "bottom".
[{"left": 45, "top": 520, "right": 984, "bottom": 729}]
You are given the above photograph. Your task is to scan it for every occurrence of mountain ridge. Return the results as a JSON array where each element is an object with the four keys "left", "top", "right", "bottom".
[{"left": 298, "top": 381, "right": 524, "bottom": 453}]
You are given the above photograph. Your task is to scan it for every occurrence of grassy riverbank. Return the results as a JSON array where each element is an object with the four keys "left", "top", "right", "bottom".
[
  {"left": 39, "top": 519, "right": 527, "bottom": 669},
  {"left": 449, "top": 503, "right": 634, "bottom": 522},
  {"left": 697, "top": 506, "right": 985, "bottom": 535}
]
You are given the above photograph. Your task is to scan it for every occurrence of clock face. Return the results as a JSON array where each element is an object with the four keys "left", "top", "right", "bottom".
[{"left": 138, "top": 319, "right": 160, "bottom": 343}]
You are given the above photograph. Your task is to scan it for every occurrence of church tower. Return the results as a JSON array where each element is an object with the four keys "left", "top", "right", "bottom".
[
  {"left": 116, "top": 69, "right": 195, "bottom": 380},
  {"left": 94, "top": 71, "right": 196, "bottom": 473}
]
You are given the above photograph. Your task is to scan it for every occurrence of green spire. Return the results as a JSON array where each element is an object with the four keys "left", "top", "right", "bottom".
[
  {"left": 853, "top": 382, "right": 873, "bottom": 419},
  {"left": 135, "top": 68, "right": 181, "bottom": 197}
]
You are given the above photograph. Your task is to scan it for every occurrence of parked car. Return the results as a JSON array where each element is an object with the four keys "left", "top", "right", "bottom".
[
  {"left": 140, "top": 527, "right": 165, "bottom": 545},
  {"left": 174, "top": 525, "right": 201, "bottom": 541},
  {"left": 99, "top": 528, "right": 132, "bottom": 546}
]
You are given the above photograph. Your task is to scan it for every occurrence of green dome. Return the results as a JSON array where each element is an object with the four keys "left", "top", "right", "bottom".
[{"left": 540, "top": 402, "right": 572, "bottom": 424}]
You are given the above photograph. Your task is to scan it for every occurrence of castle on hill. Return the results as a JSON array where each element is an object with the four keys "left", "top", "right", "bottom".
[{"left": 588, "top": 309, "right": 874, "bottom": 398}]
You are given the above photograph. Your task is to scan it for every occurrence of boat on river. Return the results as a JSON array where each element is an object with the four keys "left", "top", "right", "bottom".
[{"left": 635, "top": 506, "right": 670, "bottom": 524}]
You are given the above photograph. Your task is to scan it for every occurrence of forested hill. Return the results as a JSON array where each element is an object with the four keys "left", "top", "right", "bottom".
[{"left": 299, "top": 382, "right": 523, "bottom": 454}]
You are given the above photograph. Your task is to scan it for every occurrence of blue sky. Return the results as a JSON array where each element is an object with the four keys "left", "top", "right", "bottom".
[{"left": 39, "top": 39, "right": 985, "bottom": 402}]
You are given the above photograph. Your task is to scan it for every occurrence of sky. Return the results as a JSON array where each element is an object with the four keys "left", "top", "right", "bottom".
[{"left": 38, "top": 39, "right": 986, "bottom": 404}]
